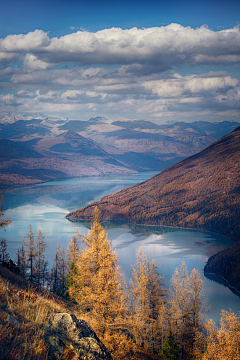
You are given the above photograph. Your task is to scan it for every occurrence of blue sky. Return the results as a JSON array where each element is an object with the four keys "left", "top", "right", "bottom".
[{"left": 0, "top": 0, "right": 239, "bottom": 123}]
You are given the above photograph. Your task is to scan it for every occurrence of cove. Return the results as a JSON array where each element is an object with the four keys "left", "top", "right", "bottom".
[{"left": 2, "top": 172, "right": 239, "bottom": 324}]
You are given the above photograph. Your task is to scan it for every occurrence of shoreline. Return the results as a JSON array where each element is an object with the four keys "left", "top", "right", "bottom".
[
  {"left": 204, "top": 271, "right": 240, "bottom": 297},
  {"left": 66, "top": 216, "right": 232, "bottom": 242},
  {"left": 67, "top": 217, "right": 238, "bottom": 296},
  {"left": 1, "top": 170, "right": 155, "bottom": 193}
]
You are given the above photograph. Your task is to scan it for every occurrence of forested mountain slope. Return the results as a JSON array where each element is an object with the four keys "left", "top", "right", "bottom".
[
  {"left": 204, "top": 241, "right": 240, "bottom": 292},
  {"left": 67, "top": 127, "right": 240, "bottom": 242}
]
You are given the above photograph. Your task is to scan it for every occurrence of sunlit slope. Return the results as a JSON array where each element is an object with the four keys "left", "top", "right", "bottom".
[{"left": 67, "top": 127, "right": 240, "bottom": 241}]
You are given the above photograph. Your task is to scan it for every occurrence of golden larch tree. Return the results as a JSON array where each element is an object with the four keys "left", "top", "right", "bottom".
[
  {"left": 168, "top": 260, "right": 191, "bottom": 357},
  {"left": 129, "top": 248, "right": 150, "bottom": 348},
  {"left": 193, "top": 309, "right": 240, "bottom": 359},
  {"left": 69, "top": 207, "right": 130, "bottom": 358},
  {"left": 128, "top": 248, "right": 166, "bottom": 352}
]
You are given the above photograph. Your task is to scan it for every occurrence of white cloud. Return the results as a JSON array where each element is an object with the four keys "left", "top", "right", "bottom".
[
  {"left": 16, "top": 90, "right": 35, "bottom": 98},
  {"left": 193, "top": 54, "right": 240, "bottom": 64},
  {"left": 0, "top": 94, "right": 22, "bottom": 106},
  {"left": 61, "top": 90, "right": 84, "bottom": 100},
  {"left": 0, "top": 67, "right": 14, "bottom": 79},
  {"left": 185, "top": 76, "right": 238, "bottom": 93},
  {"left": 0, "top": 51, "right": 17, "bottom": 66},
  {"left": 1, "top": 70, "right": 239, "bottom": 121},
  {"left": 0, "top": 29, "right": 50, "bottom": 52},
  {"left": 36, "top": 90, "right": 59, "bottom": 102},
  {"left": 142, "top": 74, "right": 239, "bottom": 98},
  {"left": 1, "top": 24, "right": 240, "bottom": 123},
  {"left": 24, "top": 53, "right": 57, "bottom": 70},
  {"left": 1, "top": 25, "right": 240, "bottom": 68}
]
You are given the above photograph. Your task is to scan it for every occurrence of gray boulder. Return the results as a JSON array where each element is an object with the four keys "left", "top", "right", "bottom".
[{"left": 45, "top": 313, "right": 112, "bottom": 360}]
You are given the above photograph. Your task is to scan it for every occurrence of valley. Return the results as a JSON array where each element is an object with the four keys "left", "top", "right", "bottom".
[{"left": 0, "top": 117, "right": 238, "bottom": 187}]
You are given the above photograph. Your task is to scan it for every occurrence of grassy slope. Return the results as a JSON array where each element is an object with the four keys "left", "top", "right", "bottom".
[{"left": 0, "top": 266, "right": 161, "bottom": 360}]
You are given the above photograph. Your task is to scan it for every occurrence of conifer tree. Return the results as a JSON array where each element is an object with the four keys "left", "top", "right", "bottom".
[
  {"left": 17, "top": 245, "right": 27, "bottom": 277},
  {"left": 168, "top": 260, "right": 191, "bottom": 357},
  {"left": 50, "top": 243, "right": 67, "bottom": 295},
  {"left": 129, "top": 248, "right": 150, "bottom": 348},
  {"left": 66, "top": 237, "right": 79, "bottom": 291},
  {"left": 188, "top": 268, "right": 208, "bottom": 348},
  {"left": 0, "top": 238, "right": 10, "bottom": 265},
  {"left": 34, "top": 229, "right": 48, "bottom": 288},
  {"left": 158, "top": 302, "right": 168, "bottom": 352},
  {"left": 69, "top": 207, "right": 125, "bottom": 339},
  {"left": 193, "top": 310, "right": 240, "bottom": 359},
  {"left": 58, "top": 245, "right": 67, "bottom": 294},
  {"left": 23, "top": 224, "right": 37, "bottom": 282},
  {"left": 0, "top": 191, "right": 11, "bottom": 231},
  {"left": 148, "top": 259, "right": 166, "bottom": 320},
  {"left": 148, "top": 259, "right": 166, "bottom": 352},
  {"left": 159, "top": 330, "right": 180, "bottom": 360},
  {"left": 168, "top": 261, "right": 208, "bottom": 358},
  {"left": 66, "top": 236, "right": 78, "bottom": 265},
  {"left": 129, "top": 249, "right": 166, "bottom": 351}
]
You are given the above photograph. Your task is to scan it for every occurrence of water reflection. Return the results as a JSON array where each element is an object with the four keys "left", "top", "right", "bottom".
[{"left": 1, "top": 173, "right": 240, "bottom": 324}]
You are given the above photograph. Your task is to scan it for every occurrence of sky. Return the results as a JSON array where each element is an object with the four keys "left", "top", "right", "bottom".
[{"left": 0, "top": 0, "right": 240, "bottom": 124}]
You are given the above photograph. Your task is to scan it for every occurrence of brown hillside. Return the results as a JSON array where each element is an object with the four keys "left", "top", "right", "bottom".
[
  {"left": 66, "top": 127, "right": 240, "bottom": 242},
  {"left": 0, "top": 266, "right": 162, "bottom": 360}
]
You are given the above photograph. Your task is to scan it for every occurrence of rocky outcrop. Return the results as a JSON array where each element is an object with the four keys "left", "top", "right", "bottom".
[{"left": 45, "top": 313, "right": 112, "bottom": 360}]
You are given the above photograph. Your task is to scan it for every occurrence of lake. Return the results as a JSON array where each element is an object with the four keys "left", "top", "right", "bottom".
[{"left": 2, "top": 171, "right": 239, "bottom": 323}]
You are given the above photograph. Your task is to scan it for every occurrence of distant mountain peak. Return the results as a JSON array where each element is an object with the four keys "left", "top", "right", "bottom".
[
  {"left": 88, "top": 116, "right": 107, "bottom": 123},
  {"left": 59, "top": 130, "right": 85, "bottom": 140}
]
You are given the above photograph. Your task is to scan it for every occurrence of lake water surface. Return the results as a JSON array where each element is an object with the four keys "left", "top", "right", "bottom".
[{"left": 2, "top": 172, "right": 239, "bottom": 323}]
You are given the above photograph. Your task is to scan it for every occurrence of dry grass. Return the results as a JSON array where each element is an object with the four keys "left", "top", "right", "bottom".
[
  {"left": 0, "top": 267, "right": 71, "bottom": 360},
  {"left": 0, "top": 266, "right": 162, "bottom": 360}
]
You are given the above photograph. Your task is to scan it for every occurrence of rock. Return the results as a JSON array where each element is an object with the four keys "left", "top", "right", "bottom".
[
  {"left": 1, "top": 310, "right": 21, "bottom": 327},
  {"left": 45, "top": 313, "right": 112, "bottom": 360}
]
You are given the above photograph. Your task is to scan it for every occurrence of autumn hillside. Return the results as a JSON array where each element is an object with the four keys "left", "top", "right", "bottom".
[
  {"left": 67, "top": 127, "right": 240, "bottom": 242},
  {"left": 0, "top": 265, "right": 162, "bottom": 360}
]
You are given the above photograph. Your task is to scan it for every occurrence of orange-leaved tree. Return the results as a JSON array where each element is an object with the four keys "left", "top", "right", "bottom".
[
  {"left": 69, "top": 207, "right": 133, "bottom": 359},
  {"left": 193, "top": 309, "right": 240, "bottom": 359},
  {"left": 128, "top": 248, "right": 166, "bottom": 352}
]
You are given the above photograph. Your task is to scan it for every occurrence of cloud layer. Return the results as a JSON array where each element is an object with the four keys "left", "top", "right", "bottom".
[
  {"left": 1, "top": 25, "right": 240, "bottom": 68},
  {"left": 0, "top": 24, "right": 240, "bottom": 122}
]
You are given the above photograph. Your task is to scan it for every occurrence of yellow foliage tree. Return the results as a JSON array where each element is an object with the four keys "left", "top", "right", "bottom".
[
  {"left": 128, "top": 248, "right": 166, "bottom": 352},
  {"left": 69, "top": 207, "right": 133, "bottom": 358},
  {"left": 129, "top": 248, "right": 150, "bottom": 347},
  {"left": 168, "top": 261, "right": 208, "bottom": 359},
  {"left": 193, "top": 309, "right": 240, "bottom": 359}
]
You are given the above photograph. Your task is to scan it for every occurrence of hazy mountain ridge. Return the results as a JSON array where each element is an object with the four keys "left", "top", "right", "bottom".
[
  {"left": 0, "top": 129, "right": 134, "bottom": 187},
  {"left": 0, "top": 138, "right": 42, "bottom": 160},
  {"left": 66, "top": 127, "right": 240, "bottom": 242},
  {"left": 0, "top": 117, "right": 239, "bottom": 186},
  {"left": 40, "top": 130, "right": 109, "bottom": 157}
]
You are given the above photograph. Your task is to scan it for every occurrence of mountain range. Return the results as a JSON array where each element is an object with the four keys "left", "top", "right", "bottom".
[{"left": 0, "top": 116, "right": 239, "bottom": 187}]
